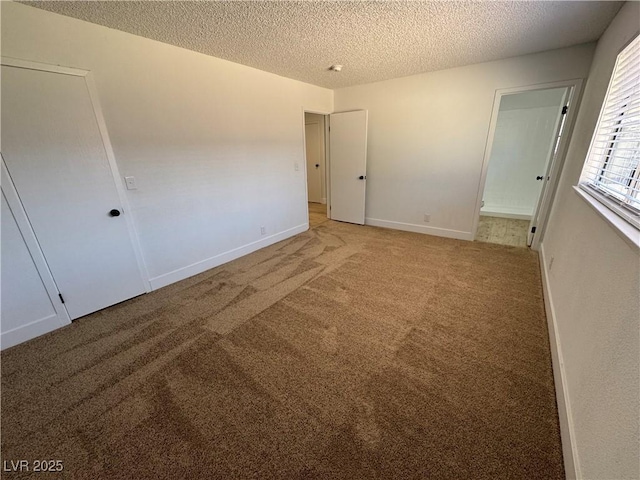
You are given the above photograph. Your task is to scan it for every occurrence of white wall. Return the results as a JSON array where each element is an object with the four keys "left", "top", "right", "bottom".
[
  {"left": 500, "top": 87, "right": 567, "bottom": 111},
  {"left": 541, "top": 2, "right": 640, "bottom": 479},
  {"left": 482, "top": 99, "right": 563, "bottom": 218},
  {"left": 333, "top": 44, "right": 595, "bottom": 239},
  {"left": 1, "top": 2, "right": 331, "bottom": 289}
]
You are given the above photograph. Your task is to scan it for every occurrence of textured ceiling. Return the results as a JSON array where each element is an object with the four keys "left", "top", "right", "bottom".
[{"left": 21, "top": 1, "right": 623, "bottom": 89}]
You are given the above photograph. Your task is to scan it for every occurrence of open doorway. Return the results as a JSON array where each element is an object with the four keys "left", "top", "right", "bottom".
[
  {"left": 304, "top": 112, "right": 329, "bottom": 227},
  {"left": 303, "top": 109, "right": 369, "bottom": 229},
  {"left": 475, "top": 83, "right": 577, "bottom": 248}
]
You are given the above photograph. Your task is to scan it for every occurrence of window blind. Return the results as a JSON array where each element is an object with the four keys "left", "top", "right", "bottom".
[{"left": 580, "top": 35, "right": 640, "bottom": 228}]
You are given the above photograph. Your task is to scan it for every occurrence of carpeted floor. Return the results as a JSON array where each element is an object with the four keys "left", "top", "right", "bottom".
[{"left": 1, "top": 217, "right": 563, "bottom": 479}]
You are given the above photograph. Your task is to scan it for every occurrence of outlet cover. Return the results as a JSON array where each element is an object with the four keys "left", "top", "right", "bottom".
[
  {"left": 260, "top": 226, "right": 266, "bottom": 235},
  {"left": 424, "top": 214, "right": 431, "bottom": 223}
]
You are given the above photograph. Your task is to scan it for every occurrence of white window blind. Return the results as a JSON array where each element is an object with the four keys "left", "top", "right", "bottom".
[{"left": 580, "top": 35, "right": 640, "bottom": 229}]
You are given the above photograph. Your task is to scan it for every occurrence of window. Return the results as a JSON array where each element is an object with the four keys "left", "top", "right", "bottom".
[{"left": 580, "top": 35, "right": 640, "bottom": 229}]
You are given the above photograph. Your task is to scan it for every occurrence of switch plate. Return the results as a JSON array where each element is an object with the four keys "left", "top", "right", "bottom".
[
  {"left": 294, "top": 162, "right": 299, "bottom": 172},
  {"left": 124, "top": 176, "right": 137, "bottom": 190}
]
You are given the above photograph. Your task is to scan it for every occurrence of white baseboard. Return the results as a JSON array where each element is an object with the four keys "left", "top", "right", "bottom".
[
  {"left": 1, "top": 313, "right": 69, "bottom": 351},
  {"left": 480, "top": 210, "right": 532, "bottom": 220},
  {"left": 365, "top": 218, "right": 473, "bottom": 241},
  {"left": 539, "top": 243, "right": 580, "bottom": 479},
  {"left": 149, "top": 223, "right": 309, "bottom": 290},
  {"left": 321, "top": 198, "right": 327, "bottom": 204}
]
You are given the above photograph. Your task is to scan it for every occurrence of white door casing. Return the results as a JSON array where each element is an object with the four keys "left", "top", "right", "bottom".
[
  {"left": 329, "top": 110, "right": 368, "bottom": 225},
  {"left": 305, "top": 121, "right": 323, "bottom": 203},
  {"left": 2, "top": 63, "right": 147, "bottom": 320}
]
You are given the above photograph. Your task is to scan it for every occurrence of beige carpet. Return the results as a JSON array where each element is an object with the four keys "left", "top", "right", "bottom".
[{"left": 1, "top": 218, "right": 563, "bottom": 479}]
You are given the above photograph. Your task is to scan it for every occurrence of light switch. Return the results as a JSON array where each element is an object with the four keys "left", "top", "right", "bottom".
[{"left": 124, "top": 176, "right": 137, "bottom": 190}]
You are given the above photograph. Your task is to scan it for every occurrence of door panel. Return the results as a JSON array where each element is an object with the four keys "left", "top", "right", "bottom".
[
  {"left": 528, "top": 88, "right": 571, "bottom": 246},
  {"left": 1, "top": 189, "right": 59, "bottom": 333},
  {"left": 305, "top": 122, "right": 322, "bottom": 203},
  {"left": 1, "top": 65, "right": 146, "bottom": 319},
  {"left": 329, "top": 110, "right": 368, "bottom": 224}
]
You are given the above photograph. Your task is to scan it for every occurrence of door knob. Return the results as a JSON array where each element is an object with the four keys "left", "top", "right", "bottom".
[
  {"left": 109, "top": 209, "right": 121, "bottom": 217},
  {"left": 536, "top": 176, "right": 544, "bottom": 181},
  {"left": 358, "top": 175, "right": 366, "bottom": 180}
]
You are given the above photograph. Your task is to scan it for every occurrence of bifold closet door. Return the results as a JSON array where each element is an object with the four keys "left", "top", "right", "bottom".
[{"left": 1, "top": 65, "right": 146, "bottom": 319}]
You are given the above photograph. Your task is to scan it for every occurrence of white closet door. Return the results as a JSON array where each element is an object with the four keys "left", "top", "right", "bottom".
[
  {"left": 2, "top": 65, "right": 146, "bottom": 319},
  {"left": 329, "top": 110, "right": 368, "bottom": 224}
]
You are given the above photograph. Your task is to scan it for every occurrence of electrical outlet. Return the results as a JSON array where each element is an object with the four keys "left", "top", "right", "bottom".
[
  {"left": 549, "top": 256, "right": 555, "bottom": 271},
  {"left": 424, "top": 214, "right": 431, "bottom": 223},
  {"left": 260, "top": 226, "right": 266, "bottom": 236}
]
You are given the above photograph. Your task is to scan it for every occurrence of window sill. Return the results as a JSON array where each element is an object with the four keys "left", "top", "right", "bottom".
[{"left": 573, "top": 186, "right": 640, "bottom": 251}]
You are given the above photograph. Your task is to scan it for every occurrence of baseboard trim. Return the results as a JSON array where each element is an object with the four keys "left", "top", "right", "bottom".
[
  {"left": 481, "top": 204, "right": 533, "bottom": 217},
  {"left": 1, "top": 313, "right": 69, "bottom": 351},
  {"left": 539, "top": 243, "right": 580, "bottom": 479},
  {"left": 321, "top": 198, "right": 327, "bottom": 204},
  {"left": 149, "top": 223, "right": 309, "bottom": 290},
  {"left": 480, "top": 210, "right": 532, "bottom": 221},
  {"left": 365, "top": 217, "right": 473, "bottom": 241}
]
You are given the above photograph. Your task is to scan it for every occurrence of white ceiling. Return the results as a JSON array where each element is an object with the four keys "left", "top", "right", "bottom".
[{"left": 21, "top": 1, "right": 623, "bottom": 89}]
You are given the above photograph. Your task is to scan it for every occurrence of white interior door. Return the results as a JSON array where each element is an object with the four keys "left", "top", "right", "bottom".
[
  {"left": 305, "top": 121, "right": 323, "bottom": 203},
  {"left": 329, "top": 110, "right": 368, "bottom": 224},
  {"left": 528, "top": 87, "right": 571, "bottom": 246},
  {"left": 1, "top": 65, "right": 146, "bottom": 319}
]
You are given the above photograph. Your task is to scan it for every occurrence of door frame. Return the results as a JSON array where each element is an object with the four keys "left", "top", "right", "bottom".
[
  {"left": 472, "top": 78, "right": 584, "bottom": 250},
  {"left": 1, "top": 56, "right": 151, "bottom": 291},
  {"left": 301, "top": 108, "right": 331, "bottom": 224}
]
